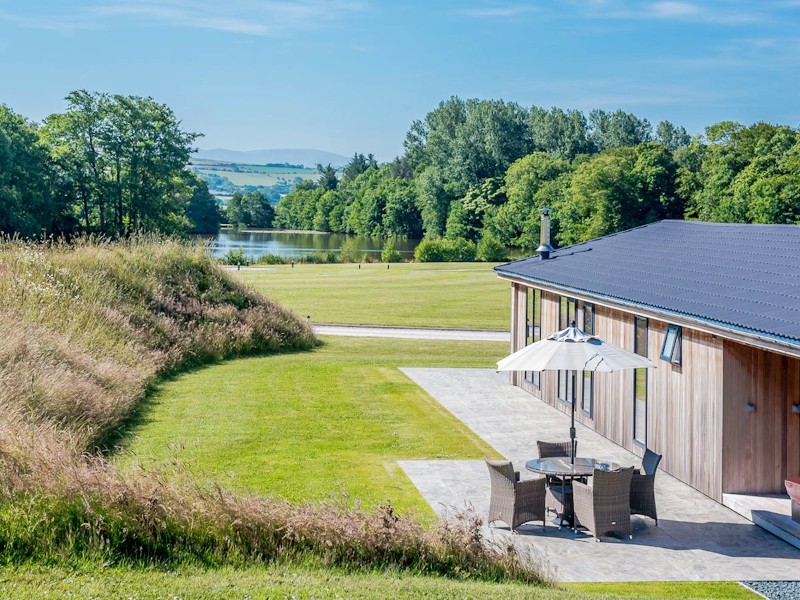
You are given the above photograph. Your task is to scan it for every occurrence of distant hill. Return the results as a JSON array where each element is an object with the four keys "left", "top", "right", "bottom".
[{"left": 194, "top": 148, "right": 350, "bottom": 168}]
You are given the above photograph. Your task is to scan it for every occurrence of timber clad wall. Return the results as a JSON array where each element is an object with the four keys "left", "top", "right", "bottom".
[
  {"left": 509, "top": 282, "right": 800, "bottom": 501},
  {"left": 723, "top": 344, "right": 800, "bottom": 496}
]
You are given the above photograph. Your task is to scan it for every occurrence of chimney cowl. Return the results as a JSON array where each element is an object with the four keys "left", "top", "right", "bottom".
[{"left": 537, "top": 207, "right": 555, "bottom": 260}]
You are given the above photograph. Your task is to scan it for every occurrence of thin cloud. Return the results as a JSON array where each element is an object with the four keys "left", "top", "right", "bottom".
[
  {"left": 0, "top": 0, "right": 365, "bottom": 36},
  {"left": 576, "top": 0, "right": 769, "bottom": 25},
  {"left": 530, "top": 78, "right": 715, "bottom": 108},
  {"left": 453, "top": 2, "right": 539, "bottom": 18}
]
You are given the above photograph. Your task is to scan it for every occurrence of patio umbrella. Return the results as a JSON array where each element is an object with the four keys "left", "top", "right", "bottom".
[{"left": 497, "top": 323, "right": 654, "bottom": 463}]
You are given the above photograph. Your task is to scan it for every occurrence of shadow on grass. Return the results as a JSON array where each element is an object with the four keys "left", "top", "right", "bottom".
[{"left": 100, "top": 340, "right": 327, "bottom": 458}]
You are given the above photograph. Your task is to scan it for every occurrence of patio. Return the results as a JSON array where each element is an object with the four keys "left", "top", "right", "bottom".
[{"left": 398, "top": 368, "right": 800, "bottom": 582}]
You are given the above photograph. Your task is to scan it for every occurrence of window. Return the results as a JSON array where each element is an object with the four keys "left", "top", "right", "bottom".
[
  {"left": 525, "top": 288, "right": 542, "bottom": 388},
  {"left": 660, "top": 324, "right": 682, "bottom": 365},
  {"left": 557, "top": 296, "right": 577, "bottom": 404},
  {"left": 581, "top": 303, "right": 595, "bottom": 416},
  {"left": 633, "top": 316, "right": 648, "bottom": 446}
]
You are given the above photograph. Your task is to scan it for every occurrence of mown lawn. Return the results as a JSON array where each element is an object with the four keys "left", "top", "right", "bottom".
[
  {"left": 0, "top": 565, "right": 759, "bottom": 599},
  {"left": 117, "top": 336, "right": 507, "bottom": 514},
  {"left": 232, "top": 262, "right": 510, "bottom": 329}
]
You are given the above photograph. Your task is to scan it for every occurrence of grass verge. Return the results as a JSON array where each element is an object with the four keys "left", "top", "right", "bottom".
[
  {"left": 117, "top": 336, "right": 507, "bottom": 514},
  {"left": 232, "top": 262, "right": 509, "bottom": 329}
]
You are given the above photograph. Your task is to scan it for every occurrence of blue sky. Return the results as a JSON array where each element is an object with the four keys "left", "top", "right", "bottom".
[{"left": 1, "top": 1, "right": 799, "bottom": 160}]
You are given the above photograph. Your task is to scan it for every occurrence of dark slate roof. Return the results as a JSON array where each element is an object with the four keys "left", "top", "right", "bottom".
[{"left": 495, "top": 220, "right": 800, "bottom": 349}]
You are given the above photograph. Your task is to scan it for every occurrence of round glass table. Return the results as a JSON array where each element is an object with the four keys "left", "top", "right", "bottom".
[{"left": 525, "top": 457, "right": 621, "bottom": 527}]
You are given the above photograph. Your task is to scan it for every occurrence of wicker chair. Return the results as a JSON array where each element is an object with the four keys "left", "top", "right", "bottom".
[
  {"left": 484, "top": 458, "right": 547, "bottom": 531},
  {"left": 537, "top": 440, "right": 578, "bottom": 518},
  {"left": 630, "top": 448, "right": 662, "bottom": 525},
  {"left": 573, "top": 466, "right": 635, "bottom": 540}
]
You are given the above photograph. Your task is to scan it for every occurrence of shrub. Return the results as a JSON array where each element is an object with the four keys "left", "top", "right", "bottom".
[
  {"left": 414, "top": 238, "right": 477, "bottom": 262},
  {"left": 338, "top": 238, "right": 362, "bottom": 263},
  {"left": 381, "top": 239, "right": 403, "bottom": 263},
  {"left": 220, "top": 247, "right": 251, "bottom": 266},
  {"left": 255, "top": 253, "right": 286, "bottom": 265},
  {"left": 477, "top": 231, "right": 509, "bottom": 262}
]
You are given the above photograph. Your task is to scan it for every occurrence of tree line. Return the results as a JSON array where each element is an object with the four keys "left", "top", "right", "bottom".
[
  {"left": 274, "top": 97, "right": 800, "bottom": 250},
  {"left": 3, "top": 93, "right": 798, "bottom": 246},
  {"left": 1, "top": 90, "right": 222, "bottom": 237}
]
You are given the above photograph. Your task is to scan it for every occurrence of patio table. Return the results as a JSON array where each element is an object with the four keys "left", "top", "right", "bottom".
[{"left": 526, "top": 457, "right": 621, "bottom": 528}]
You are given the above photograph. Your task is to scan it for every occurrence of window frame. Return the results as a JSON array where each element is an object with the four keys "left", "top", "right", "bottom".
[
  {"left": 525, "top": 288, "right": 542, "bottom": 388},
  {"left": 660, "top": 324, "right": 682, "bottom": 365},
  {"left": 557, "top": 296, "right": 577, "bottom": 405},
  {"left": 581, "top": 303, "right": 595, "bottom": 417},
  {"left": 633, "top": 316, "right": 648, "bottom": 447}
]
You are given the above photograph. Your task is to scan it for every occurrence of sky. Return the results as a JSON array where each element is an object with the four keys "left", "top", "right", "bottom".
[{"left": 1, "top": 0, "right": 799, "bottom": 161}]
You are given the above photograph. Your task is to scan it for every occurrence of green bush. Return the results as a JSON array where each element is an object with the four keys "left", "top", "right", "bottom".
[
  {"left": 255, "top": 253, "right": 286, "bottom": 265},
  {"left": 220, "top": 247, "right": 252, "bottom": 266},
  {"left": 477, "top": 231, "right": 508, "bottom": 262},
  {"left": 381, "top": 239, "right": 403, "bottom": 263},
  {"left": 414, "top": 238, "right": 477, "bottom": 262}
]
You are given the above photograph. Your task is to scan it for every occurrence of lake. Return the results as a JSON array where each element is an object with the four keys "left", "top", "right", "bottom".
[{"left": 206, "top": 230, "right": 420, "bottom": 260}]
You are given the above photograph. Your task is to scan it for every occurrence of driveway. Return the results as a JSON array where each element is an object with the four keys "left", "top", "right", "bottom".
[{"left": 398, "top": 368, "right": 800, "bottom": 582}]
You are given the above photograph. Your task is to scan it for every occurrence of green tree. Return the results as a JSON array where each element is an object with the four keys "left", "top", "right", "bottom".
[
  {"left": 0, "top": 105, "right": 56, "bottom": 236},
  {"left": 225, "top": 191, "right": 250, "bottom": 228},
  {"left": 185, "top": 174, "right": 222, "bottom": 234},
  {"left": 589, "top": 109, "right": 652, "bottom": 151},
  {"left": 42, "top": 90, "right": 199, "bottom": 235},
  {"left": 317, "top": 163, "right": 339, "bottom": 191},
  {"left": 244, "top": 190, "right": 275, "bottom": 228},
  {"left": 528, "top": 106, "right": 593, "bottom": 159}
]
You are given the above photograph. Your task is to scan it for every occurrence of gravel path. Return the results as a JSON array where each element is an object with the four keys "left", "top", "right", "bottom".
[
  {"left": 313, "top": 324, "right": 509, "bottom": 342},
  {"left": 741, "top": 581, "right": 800, "bottom": 599}
]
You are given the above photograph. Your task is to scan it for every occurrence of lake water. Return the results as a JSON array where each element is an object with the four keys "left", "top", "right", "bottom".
[{"left": 206, "top": 230, "right": 420, "bottom": 260}]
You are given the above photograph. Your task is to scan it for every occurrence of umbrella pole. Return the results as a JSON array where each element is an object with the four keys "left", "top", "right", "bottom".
[{"left": 570, "top": 369, "right": 576, "bottom": 464}]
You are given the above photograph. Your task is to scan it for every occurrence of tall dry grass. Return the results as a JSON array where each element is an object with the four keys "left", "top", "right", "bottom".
[{"left": 0, "top": 237, "right": 549, "bottom": 584}]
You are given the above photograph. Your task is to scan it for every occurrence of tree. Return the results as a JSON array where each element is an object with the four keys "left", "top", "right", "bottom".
[
  {"left": 225, "top": 191, "right": 250, "bottom": 228},
  {"left": 0, "top": 105, "right": 56, "bottom": 236},
  {"left": 244, "top": 190, "right": 275, "bottom": 228},
  {"left": 656, "top": 120, "right": 690, "bottom": 152},
  {"left": 684, "top": 122, "right": 800, "bottom": 223},
  {"left": 316, "top": 163, "right": 339, "bottom": 191},
  {"left": 528, "top": 106, "right": 593, "bottom": 159},
  {"left": 589, "top": 109, "right": 653, "bottom": 151},
  {"left": 185, "top": 174, "right": 222, "bottom": 234},
  {"left": 42, "top": 90, "right": 199, "bottom": 235}
]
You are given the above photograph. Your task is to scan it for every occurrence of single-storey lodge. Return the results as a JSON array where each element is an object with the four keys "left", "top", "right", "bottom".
[{"left": 495, "top": 217, "right": 800, "bottom": 503}]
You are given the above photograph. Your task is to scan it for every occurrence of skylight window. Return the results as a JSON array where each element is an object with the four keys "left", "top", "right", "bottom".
[{"left": 660, "top": 325, "right": 682, "bottom": 365}]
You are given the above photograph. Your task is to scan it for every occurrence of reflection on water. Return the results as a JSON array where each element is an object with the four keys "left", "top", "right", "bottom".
[{"left": 204, "top": 230, "right": 420, "bottom": 259}]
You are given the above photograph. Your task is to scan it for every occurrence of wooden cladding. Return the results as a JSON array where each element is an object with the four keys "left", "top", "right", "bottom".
[
  {"left": 508, "top": 281, "right": 799, "bottom": 501},
  {"left": 512, "top": 286, "right": 725, "bottom": 500},
  {"left": 722, "top": 343, "right": 800, "bottom": 495}
]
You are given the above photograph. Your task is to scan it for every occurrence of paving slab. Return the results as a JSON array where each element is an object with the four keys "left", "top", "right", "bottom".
[{"left": 398, "top": 368, "right": 800, "bottom": 582}]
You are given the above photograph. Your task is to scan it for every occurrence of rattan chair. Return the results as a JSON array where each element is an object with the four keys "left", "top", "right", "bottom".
[
  {"left": 484, "top": 458, "right": 547, "bottom": 531},
  {"left": 630, "top": 448, "right": 662, "bottom": 525},
  {"left": 537, "top": 440, "right": 578, "bottom": 518},
  {"left": 573, "top": 466, "right": 635, "bottom": 541}
]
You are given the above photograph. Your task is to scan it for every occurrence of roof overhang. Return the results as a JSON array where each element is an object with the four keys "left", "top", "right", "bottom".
[{"left": 496, "top": 269, "right": 800, "bottom": 361}]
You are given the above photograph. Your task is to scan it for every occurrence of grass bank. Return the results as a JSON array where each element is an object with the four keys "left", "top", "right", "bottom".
[
  {"left": 232, "top": 262, "right": 509, "bottom": 329},
  {"left": 118, "top": 336, "right": 506, "bottom": 514}
]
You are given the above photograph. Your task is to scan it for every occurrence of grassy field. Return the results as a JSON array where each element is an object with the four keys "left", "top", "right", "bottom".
[
  {"left": 233, "top": 262, "right": 510, "bottom": 329},
  {"left": 192, "top": 162, "right": 317, "bottom": 187},
  {"left": 0, "top": 565, "right": 759, "bottom": 599},
  {"left": 117, "top": 336, "right": 507, "bottom": 514}
]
